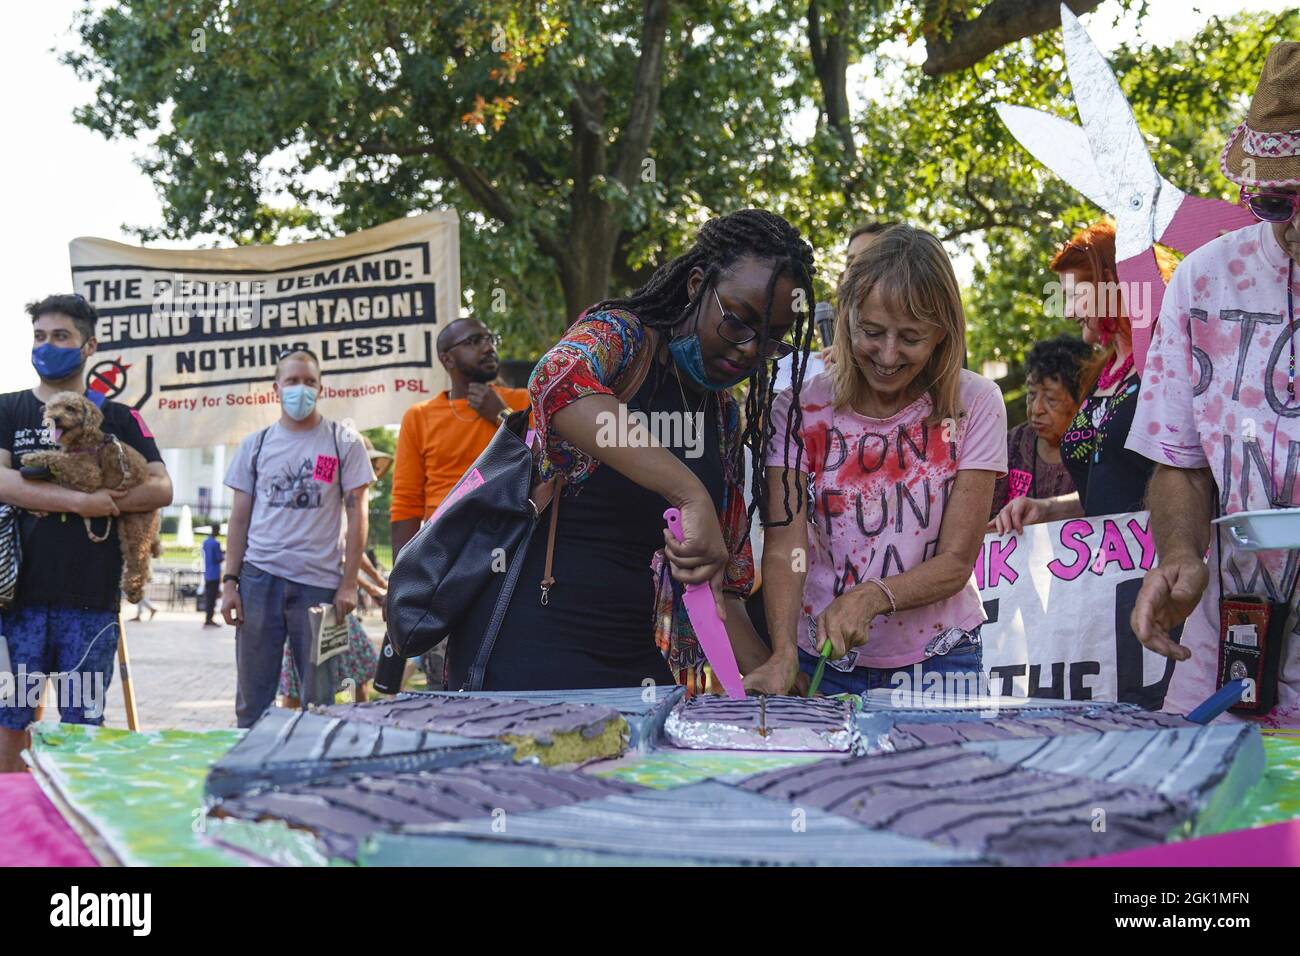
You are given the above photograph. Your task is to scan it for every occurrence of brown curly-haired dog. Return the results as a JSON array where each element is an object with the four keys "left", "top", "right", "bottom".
[{"left": 21, "top": 391, "right": 161, "bottom": 604}]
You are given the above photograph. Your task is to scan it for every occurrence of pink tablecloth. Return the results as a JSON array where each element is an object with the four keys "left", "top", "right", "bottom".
[
  {"left": 1065, "top": 819, "right": 1300, "bottom": 867},
  {"left": 0, "top": 774, "right": 98, "bottom": 867}
]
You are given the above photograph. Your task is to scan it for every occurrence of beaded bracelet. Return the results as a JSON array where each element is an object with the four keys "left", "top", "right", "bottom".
[{"left": 866, "top": 577, "right": 897, "bottom": 617}]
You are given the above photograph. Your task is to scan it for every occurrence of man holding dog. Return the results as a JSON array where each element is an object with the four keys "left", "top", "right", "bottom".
[
  {"left": 221, "top": 349, "right": 374, "bottom": 727},
  {"left": 0, "top": 294, "right": 173, "bottom": 772}
]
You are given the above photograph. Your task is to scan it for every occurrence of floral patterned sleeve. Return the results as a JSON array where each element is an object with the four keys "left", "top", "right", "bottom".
[{"left": 527, "top": 308, "right": 645, "bottom": 485}]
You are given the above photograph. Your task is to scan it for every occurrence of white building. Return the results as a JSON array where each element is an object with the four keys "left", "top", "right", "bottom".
[{"left": 159, "top": 444, "right": 239, "bottom": 519}]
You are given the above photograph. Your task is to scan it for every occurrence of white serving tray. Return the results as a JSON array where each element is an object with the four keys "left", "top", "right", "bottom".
[{"left": 1213, "top": 507, "right": 1300, "bottom": 552}]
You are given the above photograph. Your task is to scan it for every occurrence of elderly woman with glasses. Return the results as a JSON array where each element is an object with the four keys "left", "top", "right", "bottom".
[
  {"left": 445, "top": 210, "right": 818, "bottom": 695},
  {"left": 989, "top": 335, "right": 1093, "bottom": 520}
]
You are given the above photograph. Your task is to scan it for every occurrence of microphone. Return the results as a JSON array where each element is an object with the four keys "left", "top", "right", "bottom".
[{"left": 814, "top": 302, "right": 834, "bottom": 349}]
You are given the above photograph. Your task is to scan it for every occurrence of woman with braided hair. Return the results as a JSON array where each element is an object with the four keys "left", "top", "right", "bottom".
[{"left": 450, "top": 209, "right": 817, "bottom": 694}]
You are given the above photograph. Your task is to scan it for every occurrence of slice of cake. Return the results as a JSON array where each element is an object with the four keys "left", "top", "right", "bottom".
[
  {"left": 211, "top": 764, "right": 644, "bottom": 862},
  {"left": 421, "top": 686, "right": 684, "bottom": 751},
  {"left": 320, "top": 693, "right": 628, "bottom": 766},
  {"left": 204, "top": 708, "right": 509, "bottom": 800},
  {"left": 739, "top": 747, "right": 1192, "bottom": 865},
  {"left": 663, "top": 695, "right": 859, "bottom": 752}
]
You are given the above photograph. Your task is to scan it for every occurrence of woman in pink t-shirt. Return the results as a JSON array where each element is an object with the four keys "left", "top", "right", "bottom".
[{"left": 748, "top": 225, "right": 1007, "bottom": 696}]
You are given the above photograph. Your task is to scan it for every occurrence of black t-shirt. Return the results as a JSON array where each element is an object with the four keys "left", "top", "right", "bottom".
[
  {"left": 0, "top": 390, "right": 163, "bottom": 611},
  {"left": 1059, "top": 376, "right": 1154, "bottom": 516}
]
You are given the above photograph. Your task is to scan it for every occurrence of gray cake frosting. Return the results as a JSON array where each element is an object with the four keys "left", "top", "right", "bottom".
[
  {"left": 213, "top": 764, "right": 644, "bottom": 860},
  {"left": 739, "top": 746, "right": 1192, "bottom": 864},
  {"left": 390, "top": 781, "right": 981, "bottom": 866},
  {"left": 420, "top": 686, "right": 684, "bottom": 751},
  {"left": 204, "top": 708, "right": 508, "bottom": 800},
  {"left": 320, "top": 693, "right": 624, "bottom": 745}
]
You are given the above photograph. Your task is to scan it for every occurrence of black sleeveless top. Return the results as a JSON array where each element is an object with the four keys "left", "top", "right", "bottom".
[
  {"left": 453, "top": 358, "right": 725, "bottom": 690},
  {"left": 1059, "top": 374, "right": 1153, "bottom": 516}
]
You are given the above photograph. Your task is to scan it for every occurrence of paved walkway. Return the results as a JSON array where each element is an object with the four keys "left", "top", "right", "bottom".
[{"left": 99, "top": 608, "right": 386, "bottom": 732}]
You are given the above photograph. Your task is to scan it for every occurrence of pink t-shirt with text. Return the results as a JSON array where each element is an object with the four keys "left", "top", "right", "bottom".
[
  {"left": 766, "top": 369, "right": 1008, "bottom": 668},
  {"left": 1127, "top": 221, "right": 1300, "bottom": 726}
]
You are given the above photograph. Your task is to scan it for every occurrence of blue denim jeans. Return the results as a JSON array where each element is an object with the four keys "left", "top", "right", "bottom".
[
  {"left": 235, "top": 563, "right": 336, "bottom": 728},
  {"left": 0, "top": 604, "right": 118, "bottom": 729},
  {"left": 797, "top": 633, "right": 985, "bottom": 697}
]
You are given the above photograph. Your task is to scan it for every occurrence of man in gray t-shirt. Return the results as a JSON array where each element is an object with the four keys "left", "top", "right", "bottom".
[{"left": 221, "top": 349, "right": 374, "bottom": 726}]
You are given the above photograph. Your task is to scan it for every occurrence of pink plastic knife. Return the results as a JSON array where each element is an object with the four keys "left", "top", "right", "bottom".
[{"left": 663, "top": 508, "right": 746, "bottom": 699}]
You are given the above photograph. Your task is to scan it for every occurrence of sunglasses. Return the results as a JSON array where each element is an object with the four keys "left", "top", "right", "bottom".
[
  {"left": 1240, "top": 188, "right": 1300, "bottom": 224},
  {"left": 711, "top": 288, "right": 796, "bottom": 361},
  {"left": 449, "top": 331, "right": 501, "bottom": 350}
]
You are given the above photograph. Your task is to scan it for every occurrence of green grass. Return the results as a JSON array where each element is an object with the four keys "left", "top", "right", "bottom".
[{"left": 156, "top": 531, "right": 220, "bottom": 566}]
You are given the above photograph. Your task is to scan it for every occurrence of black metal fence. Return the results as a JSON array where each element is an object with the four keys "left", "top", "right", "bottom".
[{"left": 161, "top": 501, "right": 394, "bottom": 553}]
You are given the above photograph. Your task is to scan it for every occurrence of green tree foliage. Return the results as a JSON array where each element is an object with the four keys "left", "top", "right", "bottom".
[
  {"left": 361, "top": 425, "right": 395, "bottom": 548},
  {"left": 64, "top": 1, "right": 1296, "bottom": 378}
]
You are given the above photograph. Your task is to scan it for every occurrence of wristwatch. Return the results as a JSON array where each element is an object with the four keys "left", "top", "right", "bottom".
[
  {"left": 222, "top": 574, "right": 240, "bottom": 586},
  {"left": 497, "top": 408, "right": 511, "bottom": 425}
]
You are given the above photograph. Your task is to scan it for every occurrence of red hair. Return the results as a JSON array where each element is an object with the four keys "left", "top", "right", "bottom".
[{"left": 1050, "top": 219, "right": 1177, "bottom": 389}]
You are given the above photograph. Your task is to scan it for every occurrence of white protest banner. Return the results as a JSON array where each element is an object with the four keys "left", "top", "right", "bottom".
[
  {"left": 976, "top": 510, "right": 1183, "bottom": 708},
  {"left": 68, "top": 211, "right": 459, "bottom": 448}
]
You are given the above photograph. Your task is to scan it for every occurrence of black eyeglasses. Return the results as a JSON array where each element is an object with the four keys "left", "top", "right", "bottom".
[
  {"left": 1240, "top": 188, "right": 1300, "bottom": 224},
  {"left": 449, "top": 331, "right": 501, "bottom": 350},
  {"left": 712, "top": 289, "right": 795, "bottom": 361}
]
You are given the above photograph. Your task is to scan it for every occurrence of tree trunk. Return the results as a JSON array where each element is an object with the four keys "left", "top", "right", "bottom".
[
  {"left": 557, "top": 0, "right": 671, "bottom": 321},
  {"left": 561, "top": 248, "right": 616, "bottom": 321}
]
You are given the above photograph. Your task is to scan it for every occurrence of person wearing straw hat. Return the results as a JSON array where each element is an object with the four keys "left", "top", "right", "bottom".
[{"left": 1129, "top": 42, "right": 1300, "bottom": 726}]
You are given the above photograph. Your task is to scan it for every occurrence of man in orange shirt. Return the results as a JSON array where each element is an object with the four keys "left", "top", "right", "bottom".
[{"left": 390, "top": 318, "right": 530, "bottom": 559}]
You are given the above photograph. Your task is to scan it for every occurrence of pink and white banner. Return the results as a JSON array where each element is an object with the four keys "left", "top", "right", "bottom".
[{"left": 977, "top": 511, "right": 1180, "bottom": 708}]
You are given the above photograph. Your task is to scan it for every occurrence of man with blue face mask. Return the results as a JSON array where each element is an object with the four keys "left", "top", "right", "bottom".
[
  {"left": 0, "top": 294, "right": 173, "bottom": 772},
  {"left": 220, "top": 349, "right": 375, "bottom": 727}
]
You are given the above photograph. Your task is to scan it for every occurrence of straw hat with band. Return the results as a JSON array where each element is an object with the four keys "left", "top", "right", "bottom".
[
  {"left": 1220, "top": 41, "right": 1300, "bottom": 189},
  {"left": 359, "top": 433, "right": 394, "bottom": 482}
]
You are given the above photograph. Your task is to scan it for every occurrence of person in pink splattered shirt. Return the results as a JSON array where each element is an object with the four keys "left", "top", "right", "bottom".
[
  {"left": 1128, "top": 42, "right": 1300, "bottom": 726},
  {"left": 753, "top": 225, "right": 1007, "bottom": 696}
]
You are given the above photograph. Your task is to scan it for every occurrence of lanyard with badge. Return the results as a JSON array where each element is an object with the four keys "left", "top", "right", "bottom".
[{"left": 1215, "top": 257, "right": 1296, "bottom": 714}]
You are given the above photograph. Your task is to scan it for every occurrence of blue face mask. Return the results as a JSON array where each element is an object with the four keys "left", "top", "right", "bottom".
[
  {"left": 32, "top": 342, "right": 85, "bottom": 382},
  {"left": 667, "top": 304, "right": 751, "bottom": 392},
  {"left": 280, "top": 384, "right": 318, "bottom": 421}
]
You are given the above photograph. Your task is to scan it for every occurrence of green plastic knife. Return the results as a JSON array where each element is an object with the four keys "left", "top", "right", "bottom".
[{"left": 806, "top": 639, "right": 833, "bottom": 698}]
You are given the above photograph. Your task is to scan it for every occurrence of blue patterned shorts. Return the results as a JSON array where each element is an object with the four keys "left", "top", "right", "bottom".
[{"left": 0, "top": 604, "right": 119, "bottom": 730}]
